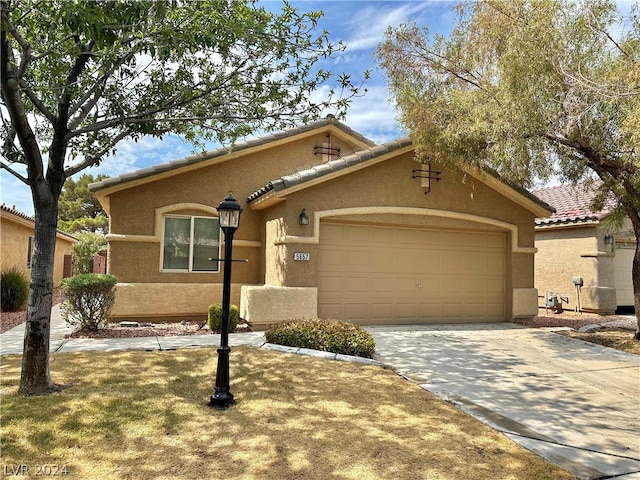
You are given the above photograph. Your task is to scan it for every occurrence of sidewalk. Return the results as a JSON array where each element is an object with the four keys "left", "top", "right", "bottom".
[
  {"left": 0, "top": 306, "right": 379, "bottom": 367},
  {"left": 0, "top": 305, "right": 269, "bottom": 355}
]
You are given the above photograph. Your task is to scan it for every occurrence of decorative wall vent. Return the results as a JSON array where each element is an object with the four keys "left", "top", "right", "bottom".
[
  {"left": 412, "top": 162, "right": 441, "bottom": 193},
  {"left": 314, "top": 134, "right": 340, "bottom": 161}
]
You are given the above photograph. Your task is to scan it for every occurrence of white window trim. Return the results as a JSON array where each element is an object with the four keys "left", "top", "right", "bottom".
[{"left": 160, "top": 215, "right": 221, "bottom": 273}]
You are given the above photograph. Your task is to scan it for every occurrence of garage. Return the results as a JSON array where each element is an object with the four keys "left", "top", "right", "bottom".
[
  {"left": 318, "top": 222, "right": 507, "bottom": 324},
  {"left": 614, "top": 244, "right": 635, "bottom": 308}
]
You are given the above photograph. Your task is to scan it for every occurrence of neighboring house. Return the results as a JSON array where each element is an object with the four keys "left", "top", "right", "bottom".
[
  {"left": 89, "top": 117, "right": 553, "bottom": 327},
  {"left": 0, "top": 203, "right": 77, "bottom": 285},
  {"left": 532, "top": 183, "right": 636, "bottom": 314}
]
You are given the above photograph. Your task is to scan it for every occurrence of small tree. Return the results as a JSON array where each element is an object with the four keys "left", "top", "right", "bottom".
[
  {"left": 60, "top": 274, "right": 116, "bottom": 331},
  {"left": 58, "top": 173, "right": 110, "bottom": 234},
  {"left": 71, "top": 232, "right": 107, "bottom": 275}
]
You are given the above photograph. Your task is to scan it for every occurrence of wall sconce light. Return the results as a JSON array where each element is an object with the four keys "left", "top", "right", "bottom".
[
  {"left": 604, "top": 234, "right": 614, "bottom": 247},
  {"left": 299, "top": 208, "right": 309, "bottom": 225}
]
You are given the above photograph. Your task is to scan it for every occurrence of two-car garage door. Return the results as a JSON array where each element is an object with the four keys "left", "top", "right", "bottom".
[{"left": 318, "top": 223, "right": 507, "bottom": 324}]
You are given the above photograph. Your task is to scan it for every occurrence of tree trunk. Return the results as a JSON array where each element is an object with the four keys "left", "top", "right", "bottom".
[
  {"left": 18, "top": 198, "right": 64, "bottom": 395},
  {"left": 633, "top": 232, "right": 640, "bottom": 340}
]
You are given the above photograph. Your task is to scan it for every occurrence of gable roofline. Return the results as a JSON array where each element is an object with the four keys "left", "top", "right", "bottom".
[
  {"left": 247, "top": 137, "right": 414, "bottom": 208},
  {"left": 88, "top": 117, "right": 376, "bottom": 206},
  {"left": 247, "top": 140, "right": 554, "bottom": 218}
]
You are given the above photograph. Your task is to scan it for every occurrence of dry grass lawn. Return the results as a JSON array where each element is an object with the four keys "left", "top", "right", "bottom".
[
  {"left": 0, "top": 346, "right": 575, "bottom": 480},
  {"left": 561, "top": 330, "right": 640, "bottom": 354}
]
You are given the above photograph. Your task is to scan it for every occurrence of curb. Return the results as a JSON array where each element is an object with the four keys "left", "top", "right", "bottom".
[{"left": 259, "top": 342, "right": 384, "bottom": 367}]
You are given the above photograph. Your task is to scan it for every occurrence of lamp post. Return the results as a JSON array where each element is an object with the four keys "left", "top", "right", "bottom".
[{"left": 209, "top": 193, "right": 242, "bottom": 409}]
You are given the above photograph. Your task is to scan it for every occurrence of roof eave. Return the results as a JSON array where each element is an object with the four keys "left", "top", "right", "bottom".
[
  {"left": 248, "top": 143, "right": 415, "bottom": 210},
  {"left": 88, "top": 120, "right": 375, "bottom": 199},
  {"left": 462, "top": 166, "right": 555, "bottom": 218}
]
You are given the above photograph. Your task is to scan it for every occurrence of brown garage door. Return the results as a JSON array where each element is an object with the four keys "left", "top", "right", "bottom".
[{"left": 318, "top": 223, "right": 507, "bottom": 324}]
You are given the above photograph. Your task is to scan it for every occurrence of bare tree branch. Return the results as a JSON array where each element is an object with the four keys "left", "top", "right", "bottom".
[{"left": 0, "top": 160, "right": 29, "bottom": 184}]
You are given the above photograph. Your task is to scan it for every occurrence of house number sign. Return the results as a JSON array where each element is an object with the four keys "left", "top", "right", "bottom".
[{"left": 294, "top": 252, "right": 310, "bottom": 261}]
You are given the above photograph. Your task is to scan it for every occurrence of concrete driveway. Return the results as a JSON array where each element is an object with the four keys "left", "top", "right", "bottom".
[{"left": 367, "top": 324, "right": 640, "bottom": 480}]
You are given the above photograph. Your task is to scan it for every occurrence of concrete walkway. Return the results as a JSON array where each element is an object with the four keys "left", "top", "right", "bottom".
[
  {"left": 368, "top": 324, "right": 640, "bottom": 480},
  {"left": 2, "top": 311, "right": 639, "bottom": 479}
]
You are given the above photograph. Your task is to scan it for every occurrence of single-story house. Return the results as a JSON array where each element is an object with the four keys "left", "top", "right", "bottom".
[
  {"left": 532, "top": 183, "right": 636, "bottom": 314},
  {"left": 89, "top": 117, "right": 553, "bottom": 328},
  {"left": 0, "top": 203, "right": 77, "bottom": 285}
]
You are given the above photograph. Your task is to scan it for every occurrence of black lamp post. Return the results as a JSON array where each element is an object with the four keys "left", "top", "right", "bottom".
[{"left": 209, "top": 193, "right": 242, "bottom": 409}]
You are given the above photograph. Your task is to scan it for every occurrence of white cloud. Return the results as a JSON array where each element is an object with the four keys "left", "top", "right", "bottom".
[{"left": 0, "top": 168, "right": 33, "bottom": 216}]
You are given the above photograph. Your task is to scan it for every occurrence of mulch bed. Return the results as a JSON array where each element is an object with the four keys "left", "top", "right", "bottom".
[
  {"left": 2, "top": 293, "right": 635, "bottom": 337},
  {"left": 515, "top": 309, "right": 635, "bottom": 331}
]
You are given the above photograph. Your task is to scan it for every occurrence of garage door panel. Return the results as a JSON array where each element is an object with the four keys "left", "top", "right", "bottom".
[
  {"left": 318, "top": 223, "right": 507, "bottom": 324},
  {"left": 346, "top": 250, "right": 370, "bottom": 268},
  {"left": 371, "top": 303, "right": 395, "bottom": 320},
  {"left": 319, "top": 248, "right": 344, "bottom": 269},
  {"left": 318, "top": 276, "right": 343, "bottom": 293},
  {"left": 487, "top": 303, "right": 506, "bottom": 317},
  {"left": 371, "top": 250, "right": 395, "bottom": 272},
  {"left": 318, "top": 303, "right": 343, "bottom": 319},
  {"left": 345, "top": 303, "right": 370, "bottom": 320},
  {"left": 344, "top": 225, "right": 370, "bottom": 244},
  {"left": 345, "top": 276, "right": 369, "bottom": 293}
]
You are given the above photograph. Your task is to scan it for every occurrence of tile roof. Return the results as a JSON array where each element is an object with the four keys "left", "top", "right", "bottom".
[
  {"left": 532, "top": 182, "right": 616, "bottom": 227},
  {"left": 1, "top": 203, "right": 77, "bottom": 241},
  {"left": 1, "top": 203, "right": 34, "bottom": 222},
  {"left": 247, "top": 137, "right": 413, "bottom": 202},
  {"left": 89, "top": 116, "right": 376, "bottom": 193}
]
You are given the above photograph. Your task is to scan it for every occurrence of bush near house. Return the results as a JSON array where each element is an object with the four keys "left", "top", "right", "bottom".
[
  {"left": 60, "top": 274, "right": 117, "bottom": 331},
  {"left": 208, "top": 303, "right": 239, "bottom": 332},
  {"left": 0, "top": 267, "right": 29, "bottom": 312},
  {"left": 265, "top": 318, "right": 376, "bottom": 358}
]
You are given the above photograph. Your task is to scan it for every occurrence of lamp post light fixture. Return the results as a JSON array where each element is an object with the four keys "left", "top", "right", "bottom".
[
  {"left": 209, "top": 193, "right": 242, "bottom": 409},
  {"left": 299, "top": 208, "right": 309, "bottom": 225}
]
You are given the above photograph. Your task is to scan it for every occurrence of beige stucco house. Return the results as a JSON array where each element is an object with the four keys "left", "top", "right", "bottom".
[
  {"left": 90, "top": 117, "right": 553, "bottom": 327},
  {"left": 1, "top": 203, "right": 77, "bottom": 285},
  {"left": 533, "top": 183, "right": 636, "bottom": 314}
]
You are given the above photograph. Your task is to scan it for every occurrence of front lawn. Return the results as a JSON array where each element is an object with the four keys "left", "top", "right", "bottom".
[{"left": 0, "top": 347, "right": 575, "bottom": 480}]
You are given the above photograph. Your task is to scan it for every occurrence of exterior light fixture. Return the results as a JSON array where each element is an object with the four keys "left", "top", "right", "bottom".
[
  {"left": 604, "top": 235, "right": 614, "bottom": 250},
  {"left": 209, "top": 193, "right": 242, "bottom": 410},
  {"left": 299, "top": 208, "right": 309, "bottom": 225}
]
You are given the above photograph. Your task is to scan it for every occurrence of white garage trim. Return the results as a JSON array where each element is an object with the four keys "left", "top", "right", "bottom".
[{"left": 274, "top": 206, "right": 536, "bottom": 253}]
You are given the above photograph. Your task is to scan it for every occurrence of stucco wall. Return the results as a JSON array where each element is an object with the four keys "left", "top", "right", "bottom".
[
  {"left": 1, "top": 212, "right": 75, "bottom": 286},
  {"left": 535, "top": 225, "right": 616, "bottom": 313},
  {"left": 1, "top": 214, "right": 31, "bottom": 278}
]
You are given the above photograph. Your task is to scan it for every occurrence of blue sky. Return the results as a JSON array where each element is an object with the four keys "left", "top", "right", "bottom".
[{"left": 0, "top": 0, "right": 458, "bottom": 216}]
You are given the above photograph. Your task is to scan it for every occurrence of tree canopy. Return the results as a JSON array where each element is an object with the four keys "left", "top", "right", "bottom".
[
  {"left": 1, "top": 0, "right": 367, "bottom": 395},
  {"left": 377, "top": 0, "right": 640, "bottom": 336},
  {"left": 58, "top": 173, "right": 109, "bottom": 234}
]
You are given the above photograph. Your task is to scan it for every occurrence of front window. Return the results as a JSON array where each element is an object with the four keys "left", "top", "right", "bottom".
[{"left": 162, "top": 216, "right": 220, "bottom": 272}]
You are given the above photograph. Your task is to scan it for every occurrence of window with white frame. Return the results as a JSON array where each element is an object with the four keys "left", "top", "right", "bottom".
[{"left": 162, "top": 215, "right": 220, "bottom": 272}]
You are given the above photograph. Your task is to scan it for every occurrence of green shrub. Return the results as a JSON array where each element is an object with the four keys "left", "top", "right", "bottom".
[
  {"left": 1, "top": 267, "right": 29, "bottom": 312},
  {"left": 265, "top": 318, "right": 376, "bottom": 358},
  {"left": 60, "top": 274, "right": 117, "bottom": 331},
  {"left": 71, "top": 232, "right": 107, "bottom": 275},
  {"left": 208, "top": 303, "right": 239, "bottom": 332}
]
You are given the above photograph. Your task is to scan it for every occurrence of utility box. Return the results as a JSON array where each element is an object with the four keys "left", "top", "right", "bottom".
[
  {"left": 545, "top": 290, "right": 559, "bottom": 308},
  {"left": 572, "top": 276, "right": 583, "bottom": 287}
]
